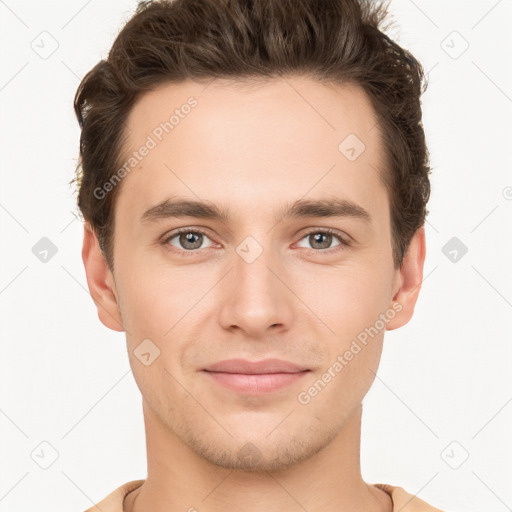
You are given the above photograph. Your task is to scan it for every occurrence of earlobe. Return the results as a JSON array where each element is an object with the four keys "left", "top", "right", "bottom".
[
  {"left": 385, "top": 226, "right": 426, "bottom": 331},
  {"left": 81, "top": 222, "right": 125, "bottom": 332}
]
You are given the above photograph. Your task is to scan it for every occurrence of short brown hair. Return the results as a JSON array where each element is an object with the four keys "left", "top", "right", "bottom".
[{"left": 72, "top": 0, "right": 431, "bottom": 272}]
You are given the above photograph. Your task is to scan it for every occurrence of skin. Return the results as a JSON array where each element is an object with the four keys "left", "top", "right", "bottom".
[{"left": 82, "top": 76, "right": 426, "bottom": 512}]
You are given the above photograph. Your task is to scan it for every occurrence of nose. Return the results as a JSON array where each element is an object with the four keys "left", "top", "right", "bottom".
[{"left": 217, "top": 239, "right": 294, "bottom": 338}]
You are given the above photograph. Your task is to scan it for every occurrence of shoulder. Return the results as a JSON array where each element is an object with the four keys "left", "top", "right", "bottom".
[
  {"left": 83, "top": 479, "right": 145, "bottom": 512},
  {"left": 373, "top": 483, "right": 446, "bottom": 512}
]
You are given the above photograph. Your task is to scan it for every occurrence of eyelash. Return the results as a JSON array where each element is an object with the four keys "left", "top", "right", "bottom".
[{"left": 161, "top": 227, "right": 351, "bottom": 257}]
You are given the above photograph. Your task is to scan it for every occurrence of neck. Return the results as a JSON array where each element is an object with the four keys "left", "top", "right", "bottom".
[{"left": 126, "top": 401, "right": 392, "bottom": 512}]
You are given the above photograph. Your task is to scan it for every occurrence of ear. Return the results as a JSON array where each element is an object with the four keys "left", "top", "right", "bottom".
[
  {"left": 81, "top": 222, "right": 124, "bottom": 332},
  {"left": 385, "top": 225, "right": 426, "bottom": 331}
]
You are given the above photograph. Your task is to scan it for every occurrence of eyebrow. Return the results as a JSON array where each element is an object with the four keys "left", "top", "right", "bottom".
[{"left": 140, "top": 196, "right": 372, "bottom": 225}]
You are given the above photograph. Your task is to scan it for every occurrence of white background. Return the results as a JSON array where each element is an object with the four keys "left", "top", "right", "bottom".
[{"left": 1, "top": 1, "right": 511, "bottom": 511}]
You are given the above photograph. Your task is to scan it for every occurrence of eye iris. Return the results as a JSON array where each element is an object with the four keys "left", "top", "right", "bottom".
[
  {"left": 180, "top": 232, "right": 203, "bottom": 250},
  {"left": 310, "top": 232, "right": 331, "bottom": 250}
]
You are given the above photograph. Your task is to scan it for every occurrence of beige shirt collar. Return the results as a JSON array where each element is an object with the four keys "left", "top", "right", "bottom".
[{"left": 83, "top": 479, "right": 445, "bottom": 512}]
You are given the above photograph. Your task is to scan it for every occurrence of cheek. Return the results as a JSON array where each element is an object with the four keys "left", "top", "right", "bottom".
[
  {"left": 117, "top": 264, "right": 210, "bottom": 387},
  {"left": 116, "top": 260, "right": 202, "bottom": 338},
  {"left": 118, "top": 271, "right": 194, "bottom": 407},
  {"left": 291, "top": 263, "right": 391, "bottom": 340},
  {"left": 292, "top": 263, "right": 390, "bottom": 401}
]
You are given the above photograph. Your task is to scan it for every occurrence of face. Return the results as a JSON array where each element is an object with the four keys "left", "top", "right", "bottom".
[{"left": 83, "top": 76, "right": 425, "bottom": 471}]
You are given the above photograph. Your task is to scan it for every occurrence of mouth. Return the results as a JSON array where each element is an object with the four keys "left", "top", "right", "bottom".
[{"left": 201, "top": 358, "right": 311, "bottom": 395}]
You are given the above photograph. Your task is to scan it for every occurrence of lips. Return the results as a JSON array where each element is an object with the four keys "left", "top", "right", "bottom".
[
  {"left": 202, "top": 359, "right": 310, "bottom": 395},
  {"left": 202, "top": 358, "right": 309, "bottom": 374}
]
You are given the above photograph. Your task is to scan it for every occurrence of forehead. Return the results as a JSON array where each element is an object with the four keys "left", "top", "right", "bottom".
[
  {"left": 123, "top": 76, "right": 379, "bottom": 147},
  {"left": 116, "top": 76, "right": 387, "bottom": 226}
]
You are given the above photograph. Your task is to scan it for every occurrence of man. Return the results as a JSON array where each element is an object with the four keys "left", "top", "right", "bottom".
[{"left": 74, "top": 0, "right": 445, "bottom": 510}]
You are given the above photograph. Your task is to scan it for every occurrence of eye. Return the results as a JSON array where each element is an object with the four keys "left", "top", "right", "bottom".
[
  {"left": 295, "top": 228, "right": 349, "bottom": 253},
  {"left": 162, "top": 228, "right": 215, "bottom": 253},
  {"left": 161, "top": 227, "right": 350, "bottom": 256}
]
